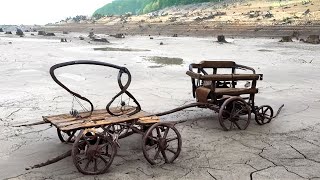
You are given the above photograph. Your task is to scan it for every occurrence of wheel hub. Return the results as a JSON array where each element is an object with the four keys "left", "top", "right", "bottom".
[
  {"left": 159, "top": 138, "right": 167, "bottom": 150},
  {"left": 86, "top": 145, "right": 100, "bottom": 161}
]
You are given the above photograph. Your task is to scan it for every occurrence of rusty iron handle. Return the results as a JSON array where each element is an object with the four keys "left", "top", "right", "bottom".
[{"left": 49, "top": 60, "right": 141, "bottom": 117}]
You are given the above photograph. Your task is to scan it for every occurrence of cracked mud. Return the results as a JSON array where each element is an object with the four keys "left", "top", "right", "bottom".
[{"left": 0, "top": 33, "right": 320, "bottom": 180}]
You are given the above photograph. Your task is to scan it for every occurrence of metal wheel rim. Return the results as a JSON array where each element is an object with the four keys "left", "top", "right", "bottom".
[
  {"left": 72, "top": 130, "right": 117, "bottom": 175},
  {"left": 218, "top": 97, "right": 251, "bottom": 131},
  {"left": 142, "top": 123, "right": 182, "bottom": 165},
  {"left": 255, "top": 105, "right": 274, "bottom": 125},
  {"left": 57, "top": 129, "right": 78, "bottom": 143}
]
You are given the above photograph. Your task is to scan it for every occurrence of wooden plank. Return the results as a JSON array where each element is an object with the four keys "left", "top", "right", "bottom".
[
  {"left": 59, "top": 111, "right": 150, "bottom": 131},
  {"left": 43, "top": 107, "right": 136, "bottom": 123},
  {"left": 137, "top": 116, "right": 160, "bottom": 124}
]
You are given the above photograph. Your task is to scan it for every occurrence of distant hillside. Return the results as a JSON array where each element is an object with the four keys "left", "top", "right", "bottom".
[{"left": 93, "top": 0, "right": 221, "bottom": 15}]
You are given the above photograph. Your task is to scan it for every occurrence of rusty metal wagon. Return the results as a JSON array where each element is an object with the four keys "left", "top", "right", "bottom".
[{"left": 37, "top": 60, "right": 280, "bottom": 175}]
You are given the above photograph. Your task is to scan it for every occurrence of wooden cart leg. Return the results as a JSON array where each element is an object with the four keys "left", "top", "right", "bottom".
[
  {"left": 142, "top": 122, "right": 182, "bottom": 165},
  {"left": 72, "top": 129, "right": 117, "bottom": 175}
]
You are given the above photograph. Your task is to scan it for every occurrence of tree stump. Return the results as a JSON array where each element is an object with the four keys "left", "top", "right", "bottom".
[
  {"left": 279, "top": 36, "right": 293, "bottom": 42},
  {"left": 305, "top": 35, "right": 320, "bottom": 44},
  {"left": 16, "top": 28, "right": 24, "bottom": 36},
  {"left": 45, "top": 33, "right": 55, "bottom": 36},
  {"left": 88, "top": 32, "right": 94, "bottom": 38},
  {"left": 217, "top": 35, "right": 228, "bottom": 43},
  {"left": 38, "top": 31, "right": 46, "bottom": 35},
  {"left": 292, "top": 31, "right": 300, "bottom": 40}
]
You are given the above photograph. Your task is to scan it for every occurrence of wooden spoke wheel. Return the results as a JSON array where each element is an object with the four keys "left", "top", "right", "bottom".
[
  {"left": 218, "top": 97, "right": 251, "bottom": 131},
  {"left": 255, "top": 105, "right": 274, "bottom": 125},
  {"left": 57, "top": 129, "right": 79, "bottom": 143},
  {"left": 72, "top": 130, "right": 117, "bottom": 175},
  {"left": 142, "top": 123, "right": 182, "bottom": 165},
  {"left": 105, "top": 123, "right": 133, "bottom": 139}
]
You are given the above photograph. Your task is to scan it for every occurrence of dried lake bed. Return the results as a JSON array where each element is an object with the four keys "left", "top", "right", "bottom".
[{"left": 0, "top": 32, "right": 320, "bottom": 179}]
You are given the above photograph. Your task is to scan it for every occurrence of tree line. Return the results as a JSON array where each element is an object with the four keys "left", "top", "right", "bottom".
[{"left": 93, "top": 0, "right": 221, "bottom": 16}]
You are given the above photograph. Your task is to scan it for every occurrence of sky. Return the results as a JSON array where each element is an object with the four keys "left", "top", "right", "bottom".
[{"left": 0, "top": 0, "right": 113, "bottom": 25}]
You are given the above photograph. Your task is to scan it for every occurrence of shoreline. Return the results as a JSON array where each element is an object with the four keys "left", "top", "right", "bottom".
[{"left": 42, "top": 23, "right": 320, "bottom": 38}]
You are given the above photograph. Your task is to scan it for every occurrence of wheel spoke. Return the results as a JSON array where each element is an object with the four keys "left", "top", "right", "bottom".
[
  {"left": 154, "top": 149, "right": 161, "bottom": 160},
  {"left": 229, "top": 121, "right": 233, "bottom": 130},
  {"left": 147, "top": 135, "right": 158, "bottom": 142},
  {"left": 163, "top": 127, "right": 170, "bottom": 139},
  {"left": 84, "top": 160, "right": 91, "bottom": 171},
  {"left": 161, "top": 150, "right": 169, "bottom": 163},
  {"left": 234, "top": 121, "right": 242, "bottom": 130},
  {"left": 166, "top": 148, "right": 177, "bottom": 154},
  {"left": 93, "top": 159, "right": 98, "bottom": 172},
  {"left": 166, "top": 137, "right": 178, "bottom": 142},
  {"left": 99, "top": 155, "right": 108, "bottom": 164},
  {"left": 77, "top": 156, "right": 87, "bottom": 163},
  {"left": 146, "top": 144, "right": 158, "bottom": 151},
  {"left": 156, "top": 127, "right": 162, "bottom": 138},
  {"left": 98, "top": 143, "right": 108, "bottom": 151}
]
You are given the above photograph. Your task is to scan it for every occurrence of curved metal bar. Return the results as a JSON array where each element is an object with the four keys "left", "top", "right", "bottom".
[{"left": 49, "top": 60, "right": 141, "bottom": 117}]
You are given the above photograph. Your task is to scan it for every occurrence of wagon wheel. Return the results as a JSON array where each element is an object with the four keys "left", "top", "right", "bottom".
[
  {"left": 57, "top": 129, "right": 79, "bottom": 143},
  {"left": 72, "top": 130, "right": 117, "bottom": 175},
  {"left": 255, "top": 105, "right": 274, "bottom": 125},
  {"left": 218, "top": 97, "right": 251, "bottom": 131},
  {"left": 104, "top": 123, "right": 133, "bottom": 139},
  {"left": 142, "top": 122, "right": 182, "bottom": 165}
]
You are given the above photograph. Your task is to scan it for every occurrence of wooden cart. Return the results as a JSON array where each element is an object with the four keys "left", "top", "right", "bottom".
[{"left": 34, "top": 60, "right": 281, "bottom": 175}]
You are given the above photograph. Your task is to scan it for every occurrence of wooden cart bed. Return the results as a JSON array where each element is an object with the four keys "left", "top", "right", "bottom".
[{"left": 43, "top": 107, "right": 159, "bottom": 131}]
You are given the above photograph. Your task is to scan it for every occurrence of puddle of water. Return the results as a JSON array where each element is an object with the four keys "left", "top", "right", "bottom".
[
  {"left": 94, "top": 47, "right": 150, "bottom": 52},
  {"left": 144, "top": 56, "right": 183, "bottom": 65}
]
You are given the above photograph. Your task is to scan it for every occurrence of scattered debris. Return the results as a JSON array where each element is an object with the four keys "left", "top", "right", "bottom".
[
  {"left": 79, "top": 36, "right": 85, "bottom": 40},
  {"left": 303, "top": 9, "right": 310, "bottom": 15},
  {"left": 60, "top": 38, "right": 67, "bottom": 42},
  {"left": 5, "top": 31, "right": 12, "bottom": 34},
  {"left": 173, "top": 34, "right": 178, "bottom": 37},
  {"left": 62, "top": 31, "right": 69, "bottom": 34}
]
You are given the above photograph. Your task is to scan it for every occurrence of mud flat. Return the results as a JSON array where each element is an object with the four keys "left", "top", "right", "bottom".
[{"left": 0, "top": 32, "right": 320, "bottom": 179}]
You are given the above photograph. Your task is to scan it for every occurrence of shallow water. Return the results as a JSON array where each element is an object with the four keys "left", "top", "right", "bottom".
[{"left": 144, "top": 56, "right": 184, "bottom": 65}]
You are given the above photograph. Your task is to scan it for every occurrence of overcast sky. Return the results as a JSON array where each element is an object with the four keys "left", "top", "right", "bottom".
[{"left": 0, "top": 0, "right": 113, "bottom": 25}]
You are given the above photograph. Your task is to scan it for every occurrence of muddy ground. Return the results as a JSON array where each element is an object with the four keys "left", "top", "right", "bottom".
[{"left": 0, "top": 32, "right": 320, "bottom": 180}]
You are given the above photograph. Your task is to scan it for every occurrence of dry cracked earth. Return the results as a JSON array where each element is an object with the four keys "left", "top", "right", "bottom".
[{"left": 0, "top": 32, "right": 320, "bottom": 180}]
